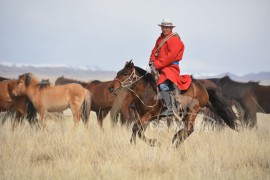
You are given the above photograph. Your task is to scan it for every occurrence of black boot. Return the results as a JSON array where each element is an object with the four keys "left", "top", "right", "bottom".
[{"left": 159, "top": 90, "right": 174, "bottom": 116}]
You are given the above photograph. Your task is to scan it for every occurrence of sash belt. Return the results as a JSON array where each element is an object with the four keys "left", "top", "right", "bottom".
[{"left": 171, "top": 61, "right": 179, "bottom": 65}]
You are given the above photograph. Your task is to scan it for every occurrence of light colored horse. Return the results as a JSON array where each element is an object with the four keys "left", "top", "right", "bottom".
[{"left": 12, "top": 73, "right": 92, "bottom": 129}]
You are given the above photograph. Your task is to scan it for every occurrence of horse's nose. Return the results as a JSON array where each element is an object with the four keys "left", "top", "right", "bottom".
[{"left": 109, "top": 86, "right": 114, "bottom": 93}]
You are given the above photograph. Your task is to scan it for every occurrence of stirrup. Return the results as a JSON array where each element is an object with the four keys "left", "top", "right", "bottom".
[{"left": 160, "top": 108, "right": 174, "bottom": 116}]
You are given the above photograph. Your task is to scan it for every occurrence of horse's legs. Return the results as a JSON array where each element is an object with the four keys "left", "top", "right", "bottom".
[
  {"left": 38, "top": 109, "right": 47, "bottom": 129},
  {"left": 121, "top": 105, "right": 137, "bottom": 127},
  {"left": 12, "top": 111, "right": 23, "bottom": 130},
  {"left": 96, "top": 111, "right": 103, "bottom": 128},
  {"left": 244, "top": 111, "right": 257, "bottom": 129},
  {"left": 172, "top": 104, "right": 199, "bottom": 148},
  {"left": 130, "top": 112, "right": 160, "bottom": 147},
  {"left": 72, "top": 108, "right": 81, "bottom": 129}
]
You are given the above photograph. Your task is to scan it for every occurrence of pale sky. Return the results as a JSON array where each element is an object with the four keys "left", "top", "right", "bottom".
[{"left": 0, "top": 0, "right": 269, "bottom": 75}]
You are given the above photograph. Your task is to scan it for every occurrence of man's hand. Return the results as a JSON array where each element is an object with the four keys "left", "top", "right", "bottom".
[{"left": 148, "top": 59, "right": 154, "bottom": 66}]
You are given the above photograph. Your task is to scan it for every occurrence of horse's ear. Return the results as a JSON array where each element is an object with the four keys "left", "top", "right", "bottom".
[
  {"left": 130, "top": 61, "right": 134, "bottom": 68},
  {"left": 25, "top": 73, "right": 31, "bottom": 87}
]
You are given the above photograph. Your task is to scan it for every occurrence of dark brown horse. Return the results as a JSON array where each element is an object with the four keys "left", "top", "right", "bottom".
[
  {"left": 55, "top": 76, "right": 134, "bottom": 127},
  {"left": 109, "top": 61, "right": 236, "bottom": 147},
  {"left": 0, "top": 79, "right": 37, "bottom": 129},
  {"left": 209, "top": 76, "right": 270, "bottom": 128},
  {"left": 198, "top": 79, "right": 244, "bottom": 129},
  {"left": 0, "top": 76, "right": 10, "bottom": 82},
  {"left": 55, "top": 76, "right": 88, "bottom": 87}
]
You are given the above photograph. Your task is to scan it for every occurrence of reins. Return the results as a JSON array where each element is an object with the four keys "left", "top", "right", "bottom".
[{"left": 115, "top": 68, "right": 159, "bottom": 108}]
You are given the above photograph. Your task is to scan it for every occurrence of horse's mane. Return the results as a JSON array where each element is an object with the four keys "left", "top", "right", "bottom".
[
  {"left": 134, "top": 66, "right": 157, "bottom": 92},
  {"left": 210, "top": 75, "right": 259, "bottom": 98},
  {"left": 90, "top": 80, "right": 101, "bottom": 84}
]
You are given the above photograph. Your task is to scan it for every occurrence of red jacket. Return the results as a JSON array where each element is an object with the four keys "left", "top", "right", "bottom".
[{"left": 150, "top": 32, "right": 192, "bottom": 90}]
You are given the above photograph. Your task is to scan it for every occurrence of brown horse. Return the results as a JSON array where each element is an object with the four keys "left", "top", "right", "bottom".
[
  {"left": 209, "top": 76, "right": 270, "bottom": 128},
  {"left": 12, "top": 73, "right": 91, "bottom": 129},
  {"left": 0, "top": 79, "right": 37, "bottom": 129},
  {"left": 55, "top": 76, "right": 135, "bottom": 127},
  {"left": 84, "top": 80, "right": 135, "bottom": 127},
  {"left": 109, "top": 61, "right": 236, "bottom": 147}
]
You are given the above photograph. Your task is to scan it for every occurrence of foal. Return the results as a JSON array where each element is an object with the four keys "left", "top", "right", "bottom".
[{"left": 13, "top": 73, "right": 92, "bottom": 129}]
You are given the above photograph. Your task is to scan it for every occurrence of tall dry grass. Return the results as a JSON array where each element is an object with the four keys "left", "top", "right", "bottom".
[{"left": 0, "top": 112, "right": 269, "bottom": 179}]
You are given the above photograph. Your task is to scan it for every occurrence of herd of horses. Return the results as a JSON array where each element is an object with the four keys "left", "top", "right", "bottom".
[{"left": 0, "top": 60, "right": 269, "bottom": 147}]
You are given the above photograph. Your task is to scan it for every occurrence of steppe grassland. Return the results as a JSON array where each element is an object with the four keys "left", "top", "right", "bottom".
[{"left": 0, "top": 111, "right": 270, "bottom": 179}]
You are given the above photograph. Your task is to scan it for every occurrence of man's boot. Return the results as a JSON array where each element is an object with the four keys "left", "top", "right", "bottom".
[{"left": 160, "top": 90, "right": 174, "bottom": 116}]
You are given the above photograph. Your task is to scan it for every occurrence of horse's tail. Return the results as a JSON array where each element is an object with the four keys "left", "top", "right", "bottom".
[
  {"left": 26, "top": 100, "right": 38, "bottom": 126},
  {"left": 206, "top": 88, "right": 236, "bottom": 130},
  {"left": 81, "top": 90, "right": 91, "bottom": 124}
]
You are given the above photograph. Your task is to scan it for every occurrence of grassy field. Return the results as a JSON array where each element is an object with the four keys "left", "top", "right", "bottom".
[{"left": 0, "top": 112, "right": 269, "bottom": 180}]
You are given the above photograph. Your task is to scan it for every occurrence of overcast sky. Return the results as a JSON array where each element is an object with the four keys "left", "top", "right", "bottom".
[{"left": 0, "top": 0, "right": 269, "bottom": 75}]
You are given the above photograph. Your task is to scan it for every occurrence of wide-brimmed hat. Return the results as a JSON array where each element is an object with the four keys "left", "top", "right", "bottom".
[{"left": 158, "top": 19, "right": 175, "bottom": 27}]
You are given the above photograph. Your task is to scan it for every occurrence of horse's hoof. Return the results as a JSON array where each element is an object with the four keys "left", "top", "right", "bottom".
[
  {"left": 130, "top": 137, "right": 136, "bottom": 145},
  {"left": 149, "top": 139, "right": 161, "bottom": 147},
  {"left": 172, "top": 140, "right": 181, "bottom": 149}
]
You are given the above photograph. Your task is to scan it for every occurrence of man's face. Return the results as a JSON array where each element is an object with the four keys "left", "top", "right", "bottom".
[{"left": 161, "top": 26, "right": 173, "bottom": 35}]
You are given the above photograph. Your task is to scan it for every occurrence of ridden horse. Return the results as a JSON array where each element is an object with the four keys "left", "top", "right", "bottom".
[
  {"left": 209, "top": 76, "right": 270, "bottom": 128},
  {"left": 55, "top": 76, "right": 135, "bottom": 127},
  {"left": 0, "top": 79, "right": 37, "bottom": 128},
  {"left": 109, "top": 61, "right": 236, "bottom": 147},
  {"left": 12, "top": 73, "right": 91, "bottom": 129}
]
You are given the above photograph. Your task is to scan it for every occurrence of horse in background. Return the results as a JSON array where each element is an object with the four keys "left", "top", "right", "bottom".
[
  {"left": 0, "top": 76, "right": 9, "bottom": 82},
  {"left": 208, "top": 76, "right": 270, "bottom": 128},
  {"left": 0, "top": 79, "right": 37, "bottom": 129},
  {"left": 55, "top": 76, "right": 88, "bottom": 87},
  {"left": 109, "top": 61, "right": 236, "bottom": 147},
  {"left": 13, "top": 73, "right": 91, "bottom": 129},
  {"left": 85, "top": 80, "right": 135, "bottom": 127},
  {"left": 55, "top": 76, "right": 135, "bottom": 128},
  {"left": 198, "top": 79, "right": 244, "bottom": 130}
]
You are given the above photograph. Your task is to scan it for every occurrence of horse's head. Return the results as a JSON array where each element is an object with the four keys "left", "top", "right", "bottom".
[
  {"left": 109, "top": 60, "right": 138, "bottom": 94},
  {"left": 12, "top": 73, "right": 32, "bottom": 96}
]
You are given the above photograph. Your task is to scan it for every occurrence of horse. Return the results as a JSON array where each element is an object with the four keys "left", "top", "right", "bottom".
[
  {"left": 208, "top": 76, "right": 270, "bottom": 128},
  {"left": 0, "top": 79, "right": 37, "bottom": 129},
  {"left": 12, "top": 73, "right": 91, "bottom": 129},
  {"left": 109, "top": 61, "right": 236, "bottom": 147},
  {"left": 55, "top": 76, "right": 135, "bottom": 127},
  {"left": 55, "top": 76, "right": 88, "bottom": 87},
  {"left": 85, "top": 80, "right": 136, "bottom": 127},
  {"left": 197, "top": 79, "right": 244, "bottom": 130},
  {"left": 0, "top": 76, "right": 9, "bottom": 82}
]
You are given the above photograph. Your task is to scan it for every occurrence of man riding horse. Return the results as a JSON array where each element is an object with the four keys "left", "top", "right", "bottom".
[{"left": 149, "top": 19, "right": 192, "bottom": 116}]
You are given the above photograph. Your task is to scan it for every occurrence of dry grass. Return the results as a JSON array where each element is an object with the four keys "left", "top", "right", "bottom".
[{"left": 0, "top": 112, "right": 270, "bottom": 180}]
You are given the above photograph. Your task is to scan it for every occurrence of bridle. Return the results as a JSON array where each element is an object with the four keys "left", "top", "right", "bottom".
[
  {"left": 113, "top": 68, "right": 159, "bottom": 108},
  {"left": 114, "top": 68, "right": 143, "bottom": 88}
]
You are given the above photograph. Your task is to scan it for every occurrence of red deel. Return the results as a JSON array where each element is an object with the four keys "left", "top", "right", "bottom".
[{"left": 150, "top": 32, "right": 192, "bottom": 90}]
